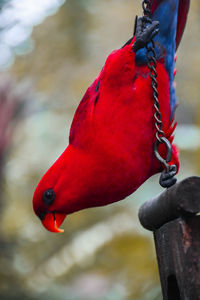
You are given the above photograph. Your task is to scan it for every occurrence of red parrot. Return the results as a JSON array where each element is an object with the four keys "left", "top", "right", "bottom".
[{"left": 33, "top": 0, "right": 190, "bottom": 233}]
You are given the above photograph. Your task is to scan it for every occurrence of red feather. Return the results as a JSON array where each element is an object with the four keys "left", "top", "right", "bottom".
[{"left": 33, "top": 38, "right": 179, "bottom": 232}]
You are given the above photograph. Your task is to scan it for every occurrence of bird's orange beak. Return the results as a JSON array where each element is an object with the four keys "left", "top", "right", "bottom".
[{"left": 41, "top": 212, "right": 66, "bottom": 233}]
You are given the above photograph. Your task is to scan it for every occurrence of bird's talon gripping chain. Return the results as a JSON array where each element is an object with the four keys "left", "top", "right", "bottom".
[
  {"left": 141, "top": 0, "right": 177, "bottom": 188},
  {"left": 133, "top": 16, "right": 159, "bottom": 52}
]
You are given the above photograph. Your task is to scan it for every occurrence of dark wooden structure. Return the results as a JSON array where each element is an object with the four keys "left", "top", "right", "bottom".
[{"left": 139, "top": 176, "right": 200, "bottom": 300}]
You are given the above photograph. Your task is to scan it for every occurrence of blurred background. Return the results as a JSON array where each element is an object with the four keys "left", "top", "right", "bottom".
[{"left": 0, "top": 0, "right": 199, "bottom": 299}]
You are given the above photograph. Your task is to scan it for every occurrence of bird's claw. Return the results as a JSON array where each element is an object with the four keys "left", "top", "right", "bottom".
[
  {"left": 159, "top": 165, "right": 177, "bottom": 188},
  {"left": 133, "top": 17, "right": 159, "bottom": 52}
]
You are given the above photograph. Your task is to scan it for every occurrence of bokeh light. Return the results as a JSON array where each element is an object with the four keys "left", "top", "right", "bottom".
[{"left": 0, "top": 1, "right": 199, "bottom": 300}]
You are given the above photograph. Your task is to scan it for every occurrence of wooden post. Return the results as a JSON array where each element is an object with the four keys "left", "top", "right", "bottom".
[{"left": 139, "top": 177, "right": 200, "bottom": 300}]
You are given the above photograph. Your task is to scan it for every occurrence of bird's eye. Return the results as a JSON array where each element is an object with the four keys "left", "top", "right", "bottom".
[{"left": 43, "top": 189, "right": 55, "bottom": 206}]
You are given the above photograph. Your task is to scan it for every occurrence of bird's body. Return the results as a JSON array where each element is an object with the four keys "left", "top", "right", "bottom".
[{"left": 33, "top": 0, "right": 190, "bottom": 232}]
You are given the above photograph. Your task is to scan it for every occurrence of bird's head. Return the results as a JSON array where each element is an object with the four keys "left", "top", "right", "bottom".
[
  {"left": 33, "top": 145, "right": 93, "bottom": 233},
  {"left": 33, "top": 185, "right": 66, "bottom": 233},
  {"left": 32, "top": 155, "right": 68, "bottom": 233}
]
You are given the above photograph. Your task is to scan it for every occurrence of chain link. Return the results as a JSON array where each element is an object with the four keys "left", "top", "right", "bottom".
[{"left": 142, "top": 0, "right": 151, "bottom": 17}]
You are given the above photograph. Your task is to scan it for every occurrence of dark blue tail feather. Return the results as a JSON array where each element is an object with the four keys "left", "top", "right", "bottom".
[{"left": 135, "top": 0, "right": 179, "bottom": 116}]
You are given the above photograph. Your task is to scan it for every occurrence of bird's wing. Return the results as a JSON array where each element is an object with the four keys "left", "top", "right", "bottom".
[
  {"left": 69, "top": 74, "right": 101, "bottom": 148},
  {"left": 69, "top": 0, "right": 190, "bottom": 147}
]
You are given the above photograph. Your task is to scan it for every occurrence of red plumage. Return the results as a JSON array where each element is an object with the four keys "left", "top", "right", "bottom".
[
  {"left": 33, "top": 37, "right": 179, "bottom": 232},
  {"left": 33, "top": 0, "right": 191, "bottom": 232}
]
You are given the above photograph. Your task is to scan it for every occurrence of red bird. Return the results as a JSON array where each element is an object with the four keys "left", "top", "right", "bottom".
[{"left": 33, "top": 0, "right": 190, "bottom": 232}]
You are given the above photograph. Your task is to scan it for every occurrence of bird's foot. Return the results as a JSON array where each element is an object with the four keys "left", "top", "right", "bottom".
[
  {"left": 133, "top": 16, "right": 159, "bottom": 52},
  {"left": 159, "top": 165, "right": 177, "bottom": 188}
]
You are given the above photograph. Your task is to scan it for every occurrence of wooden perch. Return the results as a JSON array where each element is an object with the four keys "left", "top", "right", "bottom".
[
  {"left": 138, "top": 176, "right": 200, "bottom": 300},
  {"left": 139, "top": 176, "right": 200, "bottom": 231}
]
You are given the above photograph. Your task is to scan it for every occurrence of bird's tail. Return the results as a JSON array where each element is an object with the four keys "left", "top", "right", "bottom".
[
  {"left": 135, "top": 0, "right": 190, "bottom": 116},
  {"left": 150, "top": 0, "right": 190, "bottom": 50}
]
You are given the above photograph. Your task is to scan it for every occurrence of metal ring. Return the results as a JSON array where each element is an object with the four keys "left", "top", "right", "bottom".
[{"left": 154, "top": 137, "right": 173, "bottom": 171}]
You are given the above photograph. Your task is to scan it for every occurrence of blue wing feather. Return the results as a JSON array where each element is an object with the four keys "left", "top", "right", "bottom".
[{"left": 135, "top": 0, "right": 179, "bottom": 117}]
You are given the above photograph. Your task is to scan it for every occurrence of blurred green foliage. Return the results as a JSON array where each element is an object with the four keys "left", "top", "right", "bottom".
[{"left": 0, "top": 1, "right": 199, "bottom": 299}]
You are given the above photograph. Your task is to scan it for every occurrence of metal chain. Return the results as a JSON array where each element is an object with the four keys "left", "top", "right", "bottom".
[
  {"left": 142, "top": 0, "right": 151, "bottom": 17},
  {"left": 141, "top": 0, "right": 177, "bottom": 188}
]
